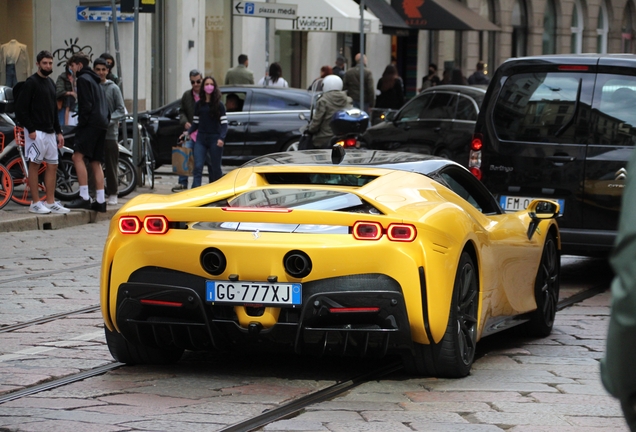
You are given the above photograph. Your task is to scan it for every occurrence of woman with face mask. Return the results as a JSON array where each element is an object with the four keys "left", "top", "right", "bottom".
[{"left": 187, "top": 76, "right": 228, "bottom": 187}]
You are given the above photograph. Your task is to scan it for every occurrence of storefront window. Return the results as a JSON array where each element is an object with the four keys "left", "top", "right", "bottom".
[
  {"left": 205, "top": 0, "right": 231, "bottom": 82},
  {"left": 0, "top": 0, "right": 33, "bottom": 87},
  {"left": 543, "top": 0, "right": 557, "bottom": 54},
  {"left": 570, "top": 0, "right": 584, "bottom": 53},
  {"left": 597, "top": 2, "right": 609, "bottom": 53},
  {"left": 511, "top": 0, "right": 527, "bottom": 57}
]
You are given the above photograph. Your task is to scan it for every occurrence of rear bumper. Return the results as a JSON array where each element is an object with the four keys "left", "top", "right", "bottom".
[
  {"left": 113, "top": 267, "right": 414, "bottom": 357},
  {"left": 560, "top": 228, "right": 615, "bottom": 256}
]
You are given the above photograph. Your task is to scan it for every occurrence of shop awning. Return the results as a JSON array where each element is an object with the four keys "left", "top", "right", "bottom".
[
  {"left": 276, "top": 0, "right": 381, "bottom": 34},
  {"left": 391, "top": 0, "right": 500, "bottom": 31},
  {"left": 361, "top": 0, "right": 411, "bottom": 35}
]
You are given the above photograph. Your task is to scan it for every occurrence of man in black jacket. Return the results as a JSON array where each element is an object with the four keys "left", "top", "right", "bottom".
[
  {"left": 66, "top": 52, "right": 110, "bottom": 212},
  {"left": 14, "top": 50, "right": 69, "bottom": 214}
]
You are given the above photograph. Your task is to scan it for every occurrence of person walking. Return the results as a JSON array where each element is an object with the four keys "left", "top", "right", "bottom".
[
  {"left": 602, "top": 145, "right": 636, "bottom": 431},
  {"left": 450, "top": 68, "right": 468, "bottom": 85},
  {"left": 257, "top": 62, "right": 288, "bottom": 87},
  {"left": 171, "top": 69, "right": 203, "bottom": 192},
  {"left": 306, "top": 75, "right": 352, "bottom": 149},
  {"left": 224, "top": 54, "right": 254, "bottom": 85},
  {"left": 14, "top": 50, "right": 69, "bottom": 215},
  {"left": 375, "top": 64, "right": 405, "bottom": 110},
  {"left": 343, "top": 53, "right": 375, "bottom": 112},
  {"left": 55, "top": 59, "right": 76, "bottom": 126},
  {"left": 187, "top": 76, "right": 228, "bottom": 187},
  {"left": 65, "top": 52, "right": 110, "bottom": 212},
  {"left": 467, "top": 61, "right": 490, "bottom": 85},
  {"left": 332, "top": 55, "right": 346, "bottom": 79},
  {"left": 93, "top": 57, "right": 125, "bottom": 206},
  {"left": 308, "top": 65, "right": 332, "bottom": 91},
  {"left": 420, "top": 63, "right": 441, "bottom": 91}
]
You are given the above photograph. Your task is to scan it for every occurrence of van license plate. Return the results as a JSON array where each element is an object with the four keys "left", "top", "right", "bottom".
[
  {"left": 206, "top": 281, "right": 302, "bottom": 306},
  {"left": 499, "top": 196, "right": 564, "bottom": 214}
]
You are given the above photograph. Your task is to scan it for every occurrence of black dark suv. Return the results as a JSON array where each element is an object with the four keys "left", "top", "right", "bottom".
[{"left": 471, "top": 54, "right": 636, "bottom": 256}]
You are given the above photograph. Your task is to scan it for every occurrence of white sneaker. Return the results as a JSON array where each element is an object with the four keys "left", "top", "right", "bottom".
[
  {"left": 45, "top": 201, "right": 71, "bottom": 214},
  {"left": 107, "top": 196, "right": 118, "bottom": 205},
  {"left": 29, "top": 201, "right": 51, "bottom": 214}
]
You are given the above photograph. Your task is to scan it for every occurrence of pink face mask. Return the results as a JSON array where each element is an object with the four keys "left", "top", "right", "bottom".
[{"left": 204, "top": 84, "right": 215, "bottom": 94}]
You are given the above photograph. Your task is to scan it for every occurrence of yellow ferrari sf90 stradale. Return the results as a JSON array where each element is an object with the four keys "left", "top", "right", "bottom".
[{"left": 100, "top": 149, "right": 561, "bottom": 378}]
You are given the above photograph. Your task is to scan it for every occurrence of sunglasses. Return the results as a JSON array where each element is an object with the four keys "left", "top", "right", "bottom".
[{"left": 191, "top": 79, "right": 202, "bottom": 84}]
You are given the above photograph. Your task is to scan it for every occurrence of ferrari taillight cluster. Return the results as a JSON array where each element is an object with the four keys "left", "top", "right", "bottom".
[
  {"left": 119, "top": 216, "right": 169, "bottom": 234},
  {"left": 352, "top": 221, "right": 417, "bottom": 242}
]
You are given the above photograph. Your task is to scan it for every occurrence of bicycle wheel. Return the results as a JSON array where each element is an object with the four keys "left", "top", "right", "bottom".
[
  {"left": 6, "top": 155, "right": 46, "bottom": 205},
  {"left": 55, "top": 156, "right": 80, "bottom": 201},
  {"left": 115, "top": 156, "right": 137, "bottom": 198},
  {"left": 0, "top": 163, "right": 13, "bottom": 210}
]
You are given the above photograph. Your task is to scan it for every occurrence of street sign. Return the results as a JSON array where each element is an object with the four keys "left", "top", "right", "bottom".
[
  {"left": 76, "top": 6, "right": 134, "bottom": 22},
  {"left": 232, "top": 1, "right": 297, "bottom": 20}
]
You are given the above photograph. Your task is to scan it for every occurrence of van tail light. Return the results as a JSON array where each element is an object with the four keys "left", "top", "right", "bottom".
[
  {"left": 119, "top": 216, "right": 141, "bottom": 234},
  {"left": 144, "top": 216, "right": 169, "bottom": 234},
  {"left": 353, "top": 221, "right": 383, "bottom": 240},
  {"left": 469, "top": 133, "right": 483, "bottom": 180},
  {"left": 558, "top": 65, "right": 589, "bottom": 71},
  {"left": 387, "top": 224, "right": 417, "bottom": 242}
]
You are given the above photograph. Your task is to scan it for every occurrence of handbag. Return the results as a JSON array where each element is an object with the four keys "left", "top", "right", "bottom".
[
  {"left": 172, "top": 145, "right": 194, "bottom": 176},
  {"left": 298, "top": 132, "right": 313, "bottom": 150}
]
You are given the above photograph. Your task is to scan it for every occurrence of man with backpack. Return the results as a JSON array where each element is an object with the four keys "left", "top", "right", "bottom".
[{"left": 14, "top": 50, "right": 69, "bottom": 214}]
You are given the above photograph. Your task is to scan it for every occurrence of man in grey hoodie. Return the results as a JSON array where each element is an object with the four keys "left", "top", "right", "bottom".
[
  {"left": 307, "top": 75, "right": 353, "bottom": 149},
  {"left": 93, "top": 57, "right": 125, "bottom": 205}
]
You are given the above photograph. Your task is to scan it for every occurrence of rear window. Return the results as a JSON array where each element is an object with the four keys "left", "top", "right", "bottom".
[
  {"left": 492, "top": 72, "right": 586, "bottom": 143},
  {"left": 590, "top": 74, "right": 636, "bottom": 147},
  {"left": 264, "top": 172, "right": 376, "bottom": 186}
]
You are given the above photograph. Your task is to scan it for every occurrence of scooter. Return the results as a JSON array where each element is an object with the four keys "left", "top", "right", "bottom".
[{"left": 297, "top": 108, "right": 370, "bottom": 150}]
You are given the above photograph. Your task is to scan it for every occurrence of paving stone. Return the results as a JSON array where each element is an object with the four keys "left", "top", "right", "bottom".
[
  {"left": 97, "top": 392, "right": 205, "bottom": 409},
  {"left": 295, "top": 410, "right": 363, "bottom": 421},
  {"left": 264, "top": 419, "right": 329, "bottom": 431},
  {"left": 400, "top": 401, "right": 494, "bottom": 412},
  {"left": 309, "top": 401, "right": 404, "bottom": 411},
  {"left": 361, "top": 410, "right": 468, "bottom": 423},
  {"left": 324, "top": 421, "right": 414, "bottom": 432},
  {"left": 1, "top": 396, "right": 106, "bottom": 409},
  {"left": 557, "top": 379, "right": 614, "bottom": 396},
  {"left": 510, "top": 427, "right": 627, "bottom": 432},
  {"left": 120, "top": 419, "right": 226, "bottom": 432},
  {"left": 405, "top": 391, "right": 532, "bottom": 403},
  {"left": 410, "top": 424, "right": 505, "bottom": 431},
  {"left": 0, "top": 419, "right": 128, "bottom": 432},
  {"left": 471, "top": 412, "right": 571, "bottom": 426},
  {"left": 491, "top": 401, "right": 622, "bottom": 417}
]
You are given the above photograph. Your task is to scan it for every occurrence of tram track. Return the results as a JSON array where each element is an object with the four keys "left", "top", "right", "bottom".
[
  {"left": 0, "top": 262, "right": 101, "bottom": 286},
  {"left": 0, "top": 304, "right": 100, "bottom": 334}
]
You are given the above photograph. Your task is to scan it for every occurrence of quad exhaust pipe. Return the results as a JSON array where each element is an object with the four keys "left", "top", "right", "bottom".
[
  {"left": 200, "top": 248, "right": 227, "bottom": 275},
  {"left": 283, "top": 250, "right": 312, "bottom": 278}
]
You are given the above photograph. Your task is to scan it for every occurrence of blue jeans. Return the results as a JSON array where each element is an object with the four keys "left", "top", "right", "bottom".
[
  {"left": 192, "top": 133, "right": 223, "bottom": 188},
  {"left": 177, "top": 139, "right": 194, "bottom": 187}
]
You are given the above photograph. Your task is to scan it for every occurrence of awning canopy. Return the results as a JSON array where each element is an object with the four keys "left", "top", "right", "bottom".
[
  {"left": 276, "top": 0, "right": 381, "bottom": 34},
  {"left": 361, "top": 0, "right": 411, "bottom": 35},
  {"left": 391, "top": 0, "right": 500, "bottom": 31}
]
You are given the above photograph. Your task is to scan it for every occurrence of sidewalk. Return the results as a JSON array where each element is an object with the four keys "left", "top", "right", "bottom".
[{"left": 0, "top": 167, "right": 176, "bottom": 233}]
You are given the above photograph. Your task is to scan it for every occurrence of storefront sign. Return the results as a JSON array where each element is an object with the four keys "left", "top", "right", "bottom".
[
  {"left": 206, "top": 16, "right": 224, "bottom": 31},
  {"left": 76, "top": 6, "right": 134, "bottom": 22},
  {"left": 233, "top": 1, "right": 298, "bottom": 19},
  {"left": 292, "top": 17, "right": 332, "bottom": 31}
]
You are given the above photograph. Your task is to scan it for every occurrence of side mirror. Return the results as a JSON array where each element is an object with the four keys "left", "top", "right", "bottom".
[
  {"left": 526, "top": 199, "right": 560, "bottom": 239},
  {"left": 299, "top": 113, "right": 307, "bottom": 121}
]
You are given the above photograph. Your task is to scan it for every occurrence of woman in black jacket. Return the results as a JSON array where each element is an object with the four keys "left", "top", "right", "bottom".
[
  {"left": 187, "top": 76, "right": 228, "bottom": 187},
  {"left": 375, "top": 65, "right": 405, "bottom": 110}
]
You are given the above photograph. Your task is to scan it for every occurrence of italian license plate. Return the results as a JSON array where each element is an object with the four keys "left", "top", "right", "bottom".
[
  {"left": 499, "top": 196, "right": 565, "bottom": 214},
  {"left": 206, "top": 281, "right": 302, "bottom": 306}
]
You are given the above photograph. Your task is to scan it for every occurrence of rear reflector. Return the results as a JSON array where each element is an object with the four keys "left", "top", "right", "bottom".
[
  {"left": 353, "top": 221, "right": 383, "bottom": 240},
  {"left": 144, "top": 216, "right": 169, "bottom": 234},
  {"left": 470, "top": 167, "right": 483, "bottom": 180},
  {"left": 329, "top": 307, "right": 380, "bottom": 313},
  {"left": 387, "top": 224, "right": 417, "bottom": 242},
  {"left": 558, "top": 65, "right": 589, "bottom": 71},
  {"left": 222, "top": 207, "right": 292, "bottom": 213},
  {"left": 140, "top": 299, "right": 183, "bottom": 307},
  {"left": 119, "top": 216, "right": 141, "bottom": 234}
]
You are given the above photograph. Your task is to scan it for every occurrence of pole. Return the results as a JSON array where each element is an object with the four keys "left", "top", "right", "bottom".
[
  {"left": 359, "top": 0, "right": 365, "bottom": 111},
  {"left": 265, "top": 0, "right": 270, "bottom": 85},
  {"left": 110, "top": 0, "right": 127, "bottom": 151},
  {"left": 132, "top": 0, "right": 140, "bottom": 182}
]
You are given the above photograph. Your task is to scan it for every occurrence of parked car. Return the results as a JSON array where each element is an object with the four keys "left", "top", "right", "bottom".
[
  {"left": 360, "top": 85, "right": 486, "bottom": 163},
  {"left": 470, "top": 54, "right": 636, "bottom": 256},
  {"left": 146, "top": 86, "right": 313, "bottom": 166},
  {"left": 101, "top": 148, "right": 561, "bottom": 378}
]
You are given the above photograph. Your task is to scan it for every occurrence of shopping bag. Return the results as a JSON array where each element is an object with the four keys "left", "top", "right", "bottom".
[{"left": 172, "top": 146, "right": 194, "bottom": 176}]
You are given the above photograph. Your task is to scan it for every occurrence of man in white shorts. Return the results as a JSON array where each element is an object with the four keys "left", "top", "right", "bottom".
[{"left": 14, "top": 50, "right": 69, "bottom": 214}]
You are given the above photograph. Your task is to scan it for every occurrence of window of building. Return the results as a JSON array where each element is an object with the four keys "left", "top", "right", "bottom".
[
  {"left": 570, "top": 0, "right": 584, "bottom": 53},
  {"left": 543, "top": 0, "right": 557, "bottom": 54},
  {"left": 511, "top": 0, "right": 528, "bottom": 57},
  {"left": 597, "top": 2, "right": 609, "bottom": 53}
]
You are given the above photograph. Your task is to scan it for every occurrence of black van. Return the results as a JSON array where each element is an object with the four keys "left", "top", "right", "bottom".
[{"left": 471, "top": 54, "right": 636, "bottom": 256}]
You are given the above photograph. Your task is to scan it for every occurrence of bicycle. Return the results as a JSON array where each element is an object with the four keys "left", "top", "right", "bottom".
[
  {"left": 121, "top": 113, "right": 155, "bottom": 189},
  {"left": 5, "top": 126, "right": 47, "bottom": 206},
  {"left": 0, "top": 132, "right": 13, "bottom": 209}
]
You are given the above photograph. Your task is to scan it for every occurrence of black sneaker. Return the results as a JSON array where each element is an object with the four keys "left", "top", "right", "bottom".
[
  {"left": 91, "top": 200, "right": 107, "bottom": 213},
  {"left": 66, "top": 197, "right": 92, "bottom": 209},
  {"left": 171, "top": 184, "right": 187, "bottom": 192}
]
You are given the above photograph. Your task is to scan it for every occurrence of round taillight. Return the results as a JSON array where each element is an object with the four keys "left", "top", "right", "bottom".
[
  {"left": 387, "top": 224, "right": 417, "bottom": 242},
  {"left": 353, "top": 221, "right": 383, "bottom": 240},
  {"left": 471, "top": 136, "right": 483, "bottom": 151},
  {"left": 119, "top": 216, "right": 141, "bottom": 234},
  {"left": 470, "top": 167, "right": 483, "bottom": 180},
  {"left": 144, "top": 216, "right": 169, "bottom": 234}
]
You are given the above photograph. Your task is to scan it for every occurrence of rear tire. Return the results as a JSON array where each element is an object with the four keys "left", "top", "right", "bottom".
[
  {"left": 114, "top": 156, "right": 137, "bottom": 198},
  {"left": 404, "top": 251, "right": 479, "bottom": 377},
  {"left": 55, "top": 157, "right": 80, "bottom": 201},
  {"left": 104, "top": 326, "right": 184, "bottom": 365},
  {"left": 282, "top": 139, "right": 300, "bottom": 152},
  {"left": 523, "top": 233, "right": 560, "bottom": 337}
]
